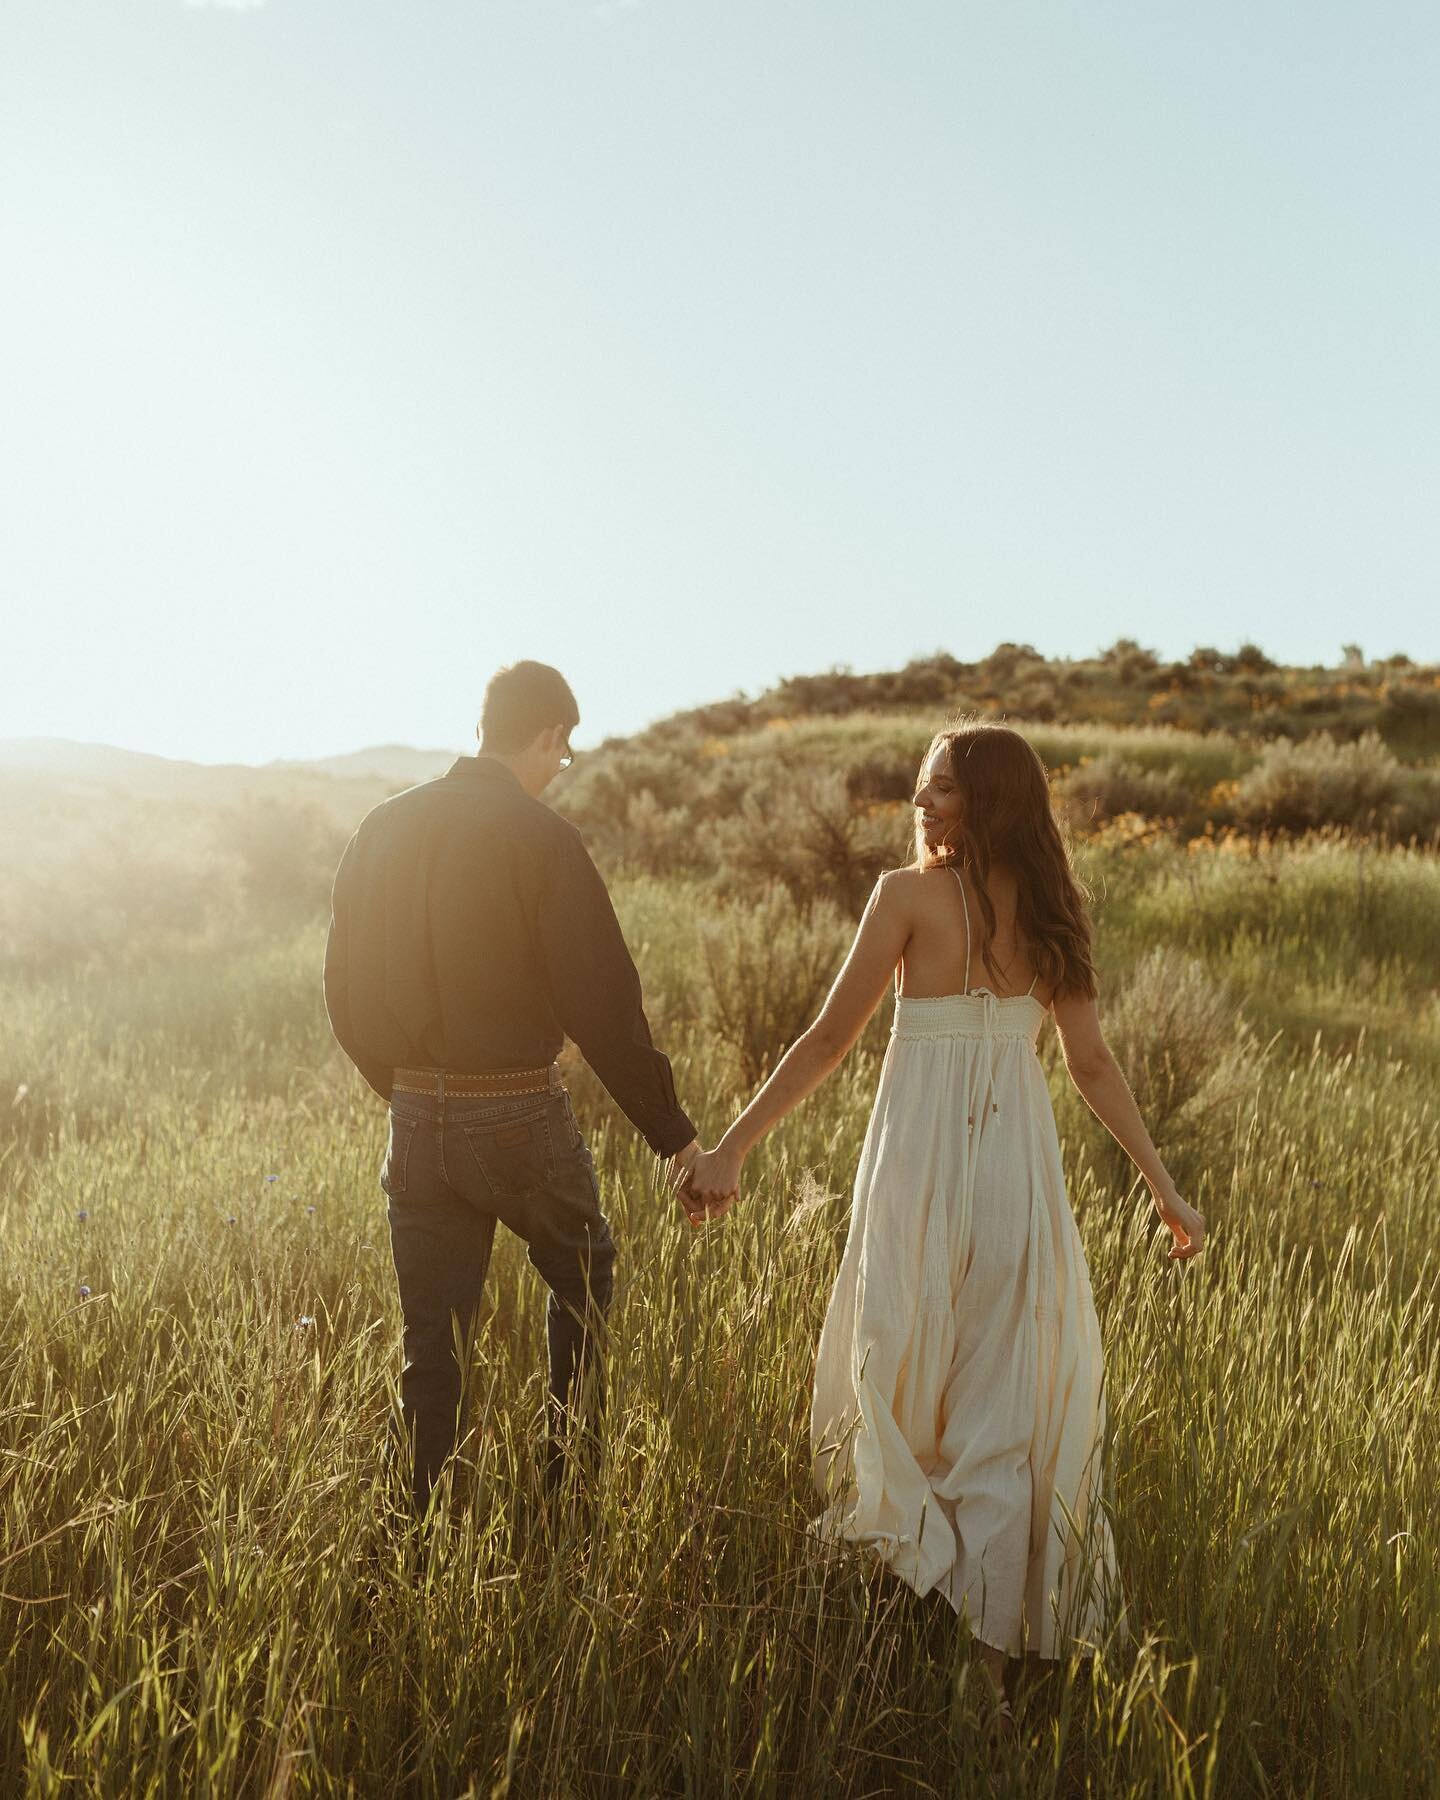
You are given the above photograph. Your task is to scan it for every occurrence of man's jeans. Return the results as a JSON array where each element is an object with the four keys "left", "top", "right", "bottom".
[{"left": 380, "top": 1077, "right": 616, "bottom": 1520}]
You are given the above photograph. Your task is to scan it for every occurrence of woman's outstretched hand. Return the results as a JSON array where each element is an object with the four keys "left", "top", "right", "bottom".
[
  {"left": 1151, "top": 1182, "right": 1207, "bottom": 1261},
  {"left": 679, "top": 1143, "right": 745, "bottom": 1227}
]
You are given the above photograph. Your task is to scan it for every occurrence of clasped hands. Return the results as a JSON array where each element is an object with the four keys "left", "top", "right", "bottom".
[{"left": 668, "top": 1139, "right": 743, "bottom": 1227}]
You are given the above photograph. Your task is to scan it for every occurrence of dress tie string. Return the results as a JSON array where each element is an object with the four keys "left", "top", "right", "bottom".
[{"left": 966, "top": 987, "right": 1003, "bottom": 1138}]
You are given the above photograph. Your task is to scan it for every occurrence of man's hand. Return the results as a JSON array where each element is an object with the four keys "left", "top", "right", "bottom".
[
  {"left": 679, "top": 1144, "right": 744, "bottom": 1227},
  {"left": 667, "top": 1139, "right": 727, "bottom": 1228},
  {"left": 665, "top": 1139, "right": 703, "bottom": 1220},
  {"left": 667, "top": 1139, "right": 700, "bottom": 1186}
]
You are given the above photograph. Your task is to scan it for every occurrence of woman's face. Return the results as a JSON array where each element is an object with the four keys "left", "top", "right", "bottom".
[{"left": 913, "top": 744, "right": 963, "bottom": 853}]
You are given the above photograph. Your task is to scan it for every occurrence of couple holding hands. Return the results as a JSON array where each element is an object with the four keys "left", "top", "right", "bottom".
[{"left": 325, "top": 658, "right": 1205, "bottom": 1728}]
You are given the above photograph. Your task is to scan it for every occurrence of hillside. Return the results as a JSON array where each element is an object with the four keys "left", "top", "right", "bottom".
[
  {"left": 556, "top": 644, "right": 1440, "bottom": 901},
  {"left": 3, "top": 644, "right": 1436, "bottom": 980},
  {"left": 618, "top": 641, "right": 1440, "bottom": 761}
]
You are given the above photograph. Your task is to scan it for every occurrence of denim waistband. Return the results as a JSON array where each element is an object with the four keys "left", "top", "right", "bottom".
[{"left": 389, "top": 1070, "right": 566, "bottom": 1125}]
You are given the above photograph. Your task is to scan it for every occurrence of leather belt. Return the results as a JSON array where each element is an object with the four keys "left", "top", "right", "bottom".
[{"left": 391, "top": 1064, "right": 560, "bottom": 1099}]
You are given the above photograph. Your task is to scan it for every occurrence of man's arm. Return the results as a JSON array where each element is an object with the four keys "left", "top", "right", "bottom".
[
  {"left": 534, "top": 828, "right": 697, "bottom": 1158},
  {"left": 322, "top": 835, "right": 394, "bottom": 1103}
]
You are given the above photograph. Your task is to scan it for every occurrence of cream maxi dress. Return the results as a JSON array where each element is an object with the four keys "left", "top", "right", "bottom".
[{"left": 809, "top": 870, "right": 1122, "bottom": 1659}]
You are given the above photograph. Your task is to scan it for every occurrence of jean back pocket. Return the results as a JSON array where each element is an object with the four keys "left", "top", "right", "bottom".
[{"left": 461, "top": 1102, "right": 557, "bottom": 1202}]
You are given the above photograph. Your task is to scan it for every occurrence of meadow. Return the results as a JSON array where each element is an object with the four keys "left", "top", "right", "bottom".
[{"left": 3, "top": 661, "right": 1439, "bottom": 1796}]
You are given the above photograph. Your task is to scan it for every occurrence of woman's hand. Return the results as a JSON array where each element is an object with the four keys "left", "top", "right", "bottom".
[
  {"left": 1151, "top": 1183, "right": 1207, "bottom": 1261},
  {"left": 680, "top": 1143, "right": 745, "bottom": 1227}
]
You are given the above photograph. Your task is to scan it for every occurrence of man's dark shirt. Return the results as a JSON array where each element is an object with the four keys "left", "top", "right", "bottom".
[{"left": 322, "top": 755, "right": 696, "bottom": 1158}]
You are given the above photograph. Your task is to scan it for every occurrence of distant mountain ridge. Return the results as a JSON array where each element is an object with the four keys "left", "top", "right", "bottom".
[
  {"left": 0, "top": 737, "right": 215, "bottom": 777},
  {"left": 0, "top": 737, "right": 458, "bottom": 787},
  {"left": 0, "top": 737, "right": 460, "bottom": 828},
  {"left": 261, "top": 744, "right": 461, "bottom": 782}
]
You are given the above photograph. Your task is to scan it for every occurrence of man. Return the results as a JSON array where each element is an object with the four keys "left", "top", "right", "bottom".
[{"left": 323, "top": 660, "right": 705, "bottom": 1523}]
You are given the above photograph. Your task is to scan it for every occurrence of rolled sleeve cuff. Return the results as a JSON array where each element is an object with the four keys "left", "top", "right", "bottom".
[{"left": 646, "top": 1106, "right": 699, "bottom": 1160}]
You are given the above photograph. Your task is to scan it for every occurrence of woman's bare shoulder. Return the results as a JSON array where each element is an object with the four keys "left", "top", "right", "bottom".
[
  {"left": 881, "top": 862, "right": 960, "bottom": 884},
  {"left": 872, "top": 865, "right": 960, "bottom": 926},
  {"left": 875, "top": 864, "right": 951, "bottom": 901}
]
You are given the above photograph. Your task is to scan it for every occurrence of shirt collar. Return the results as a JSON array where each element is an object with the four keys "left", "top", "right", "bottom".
[{"left": 445, "top": 754, "right": 524, "bottom": 790}]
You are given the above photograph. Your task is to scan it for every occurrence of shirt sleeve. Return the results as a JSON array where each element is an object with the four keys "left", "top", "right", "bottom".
[
  {"left": 322, "top": 833, "right": 394, "bottom": 1103},
  {"left": 534, "top": 828, "right": 697, "bottom": 1158}
]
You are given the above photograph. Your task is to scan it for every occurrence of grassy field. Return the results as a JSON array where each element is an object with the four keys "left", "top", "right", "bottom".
[{"left": 3, "top": 819, "right": 1438, "bottom": 1796}]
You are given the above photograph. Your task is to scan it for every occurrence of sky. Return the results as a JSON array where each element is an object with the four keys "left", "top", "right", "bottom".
[{"left": 2, "top": 0, "right": 1437, "bottom": 765}]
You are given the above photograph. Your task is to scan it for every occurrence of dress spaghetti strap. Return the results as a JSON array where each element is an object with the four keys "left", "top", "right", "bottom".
[
  {"left": 948, "top": 866, "right": 972, "bottom": 992},
  {"left": 951, "top": 864, "right": 1041, "bottom": 1000}
]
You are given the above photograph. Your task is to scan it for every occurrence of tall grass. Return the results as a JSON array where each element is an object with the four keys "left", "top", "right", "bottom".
[{"left": 2, "top": 842, "right": 1438, "bottom": 1794}]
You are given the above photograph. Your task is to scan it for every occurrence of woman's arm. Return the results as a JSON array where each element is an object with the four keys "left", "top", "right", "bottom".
[
  {"left": 1052, "top": 989, "right": 1207, "bottom": 1260},
  {"left": 685, "top": 873, "right": 913, "bottom": 1202}
]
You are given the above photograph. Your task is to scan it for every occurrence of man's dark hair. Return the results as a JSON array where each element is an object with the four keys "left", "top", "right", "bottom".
[{"left": 479, "top": 661, "right": 580, "bottom": 753}]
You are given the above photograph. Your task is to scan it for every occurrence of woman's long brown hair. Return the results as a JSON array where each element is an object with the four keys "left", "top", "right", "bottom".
[{"left": 912, "top": 720, "right": 1097, "bottom": 999}]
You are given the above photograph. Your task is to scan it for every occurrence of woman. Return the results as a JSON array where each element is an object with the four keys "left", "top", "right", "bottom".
[{"left": 684, "top": 721, "right": 1207, "bottom": 1731}]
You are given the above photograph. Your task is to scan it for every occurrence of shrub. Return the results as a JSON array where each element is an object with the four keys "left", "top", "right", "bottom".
[
  {"left": 844, "top": 750, "right": 916, "bottom": 805},
  {"left": 610, "top": 876, "right": 710, "bottom": 1043},
  {"left": 1057, "top": 756, "right": 1194, "bottom": 830},
  {"left": 1230, "top": 732, "right": 1436, "bottom": 841},
  {"left": 1060, "top": 947, "right": 1262, "bottom": 1192},
  {"left": 1010, "top": 677, "right": 1060, "bottom": 721},
  {"left": 697, "top": 885, "right": 851, "bottom": 1085},
  {"left": 618, "top": 789, "right": 703, "bottom": 876},
  {"left": 978, "top": 642, "right": 1046, "bottom": 687},
  {"left": 1377, "top": 681, "right": 1440, "bottom": 758},
  {"left": 1099, "top": 638, "right": 1161, "bottom": 682},
  {"left": 890, "top": 654, "right": 967, "bottom": 707},
  {"left": 710, "top": 771, "right": 903, "bottom": 912}
]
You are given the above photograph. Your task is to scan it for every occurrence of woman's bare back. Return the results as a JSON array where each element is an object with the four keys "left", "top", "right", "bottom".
[{"left": 893, "top": 864, "right": 1053, "bottom": 1004}]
